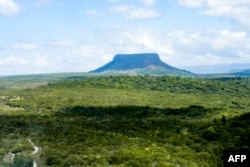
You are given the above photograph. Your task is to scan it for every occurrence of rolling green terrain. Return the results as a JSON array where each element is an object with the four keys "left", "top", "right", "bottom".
[
  {"left": 0, "top": 76, "right": 249, "bottom": 166},
  {"left": 0, "top": 73, "right": 89, "bottom": 90}
]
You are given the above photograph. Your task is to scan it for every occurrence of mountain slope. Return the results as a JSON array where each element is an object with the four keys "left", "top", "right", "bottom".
[
  {"left": 231, "top": 69, "right": 250, "bottom": 76},
  {"left": 90, "top": 53, "right": 192, "bottom": 76}
]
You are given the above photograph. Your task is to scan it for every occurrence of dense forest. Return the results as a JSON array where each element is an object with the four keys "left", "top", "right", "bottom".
[{"left": 0, "top": 75, "right": 249, "bottom": 166}]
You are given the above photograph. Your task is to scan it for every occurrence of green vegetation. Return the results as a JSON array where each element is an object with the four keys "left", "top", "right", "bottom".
[
  {"left": 0, "top": 75, "right": 249, "bottom": 166},
  {"left": 0, "top": 72, "right": 88, "bottom": 90}
]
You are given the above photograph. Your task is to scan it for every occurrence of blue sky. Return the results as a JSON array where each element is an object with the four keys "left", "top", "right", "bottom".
[{"left": 1, "top": 0, "right": 250, "bottom": 75}]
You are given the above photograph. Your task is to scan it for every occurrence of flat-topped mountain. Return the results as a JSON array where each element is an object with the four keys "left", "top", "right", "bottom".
[{"left": 90, "top": 53, "right": 191, "bottom": 76}]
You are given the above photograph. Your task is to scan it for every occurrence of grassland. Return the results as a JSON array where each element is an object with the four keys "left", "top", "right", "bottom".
[{"left": 0, "top": 75, "right": 249, "bottom": 166}]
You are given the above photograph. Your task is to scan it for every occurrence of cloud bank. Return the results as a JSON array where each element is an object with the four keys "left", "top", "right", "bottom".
[
  {"left": 0, "top": 0, "right": 20, "bottom": 15},
  {"left": 1, "top": 0, "right": 250, "bottom": 75},
  {"left": 178, "top": 0, "right": 250, "bottom": 26},
  {"left": 1, "top": 26, "right": 250, "bottom": 76},
  {"left": 110, "top": 4, "right": 162, "bottom": 20}
]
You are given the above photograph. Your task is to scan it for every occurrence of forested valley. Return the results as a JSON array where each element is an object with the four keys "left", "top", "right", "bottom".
[{"left": 0, "top": 75, "right": 249, "bottom": 166}]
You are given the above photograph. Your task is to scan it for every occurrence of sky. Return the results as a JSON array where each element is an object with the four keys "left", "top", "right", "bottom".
[{"left": 1, "top": 0, "right": 250, "bottom": 75}]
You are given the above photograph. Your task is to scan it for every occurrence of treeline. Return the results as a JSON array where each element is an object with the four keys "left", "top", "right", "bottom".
[
  {"left": 0, "top": 75, "right": 250, "bottom": 166},
  {"left": 0, "top": 105, "right": 249, "bottom": 166},
  {"left": 47, "top": 76, "right": 250, "bottom": 97}
]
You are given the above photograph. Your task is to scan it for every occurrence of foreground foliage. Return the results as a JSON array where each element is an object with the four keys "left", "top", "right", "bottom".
[{"left": 0, "top": 76, "right": 249, "bottom": 166}]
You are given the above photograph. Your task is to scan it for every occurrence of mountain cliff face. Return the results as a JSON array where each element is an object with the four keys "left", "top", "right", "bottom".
[{"left": 91, "top": 53, "right": 179, "bottom": 72}]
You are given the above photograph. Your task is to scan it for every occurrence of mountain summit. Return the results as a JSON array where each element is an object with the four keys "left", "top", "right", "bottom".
[
  {"left": 91, "top": 53, "right": 175, "bottom": 72},
  {"left": 90, "top": 53, "right": 192, "bottom": 76}
]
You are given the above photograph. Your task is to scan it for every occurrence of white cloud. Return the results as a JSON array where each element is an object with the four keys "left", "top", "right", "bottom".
[
  {"left": 105, "top": 27, "right": 250, "bottom": 66},
  {"left": 213, "top": 29, "right": 247, "bottom": 50},
  {"left": 34, "top": 56, "right": 51, "bottom": 68},
  {"left": 139, "top": 0, "right": 156, "bottom": 7},
  {"left": 186, "top": 53, "right": 239, "bottom": 66},
  {"left": 178, "top": 0, "right": 204, "bottom": 8},
  {"left": 51, "top": 40, "right": 75, "bottom": 47},
  {"left": 177, "top": 0, "right": 250, "bottom": 26},
  {"left": 2, "top": 27, "right": 250, "bottom": 75},
  {"left": 0, "top": 0, "right": 20, "bottom": 15},
  {"left": 66, "top": 43, "right": 115, "bottom": 71},
  {"left": 0, "top": 54, "right": 58, "bottom": 75},
  {"left": 13, "top": 40, "right": 76, "bottom": 50},
  {"left": 110, "top": 4, "right": 162, "bottom": 20},
  {"left": 106, "top": 0, "right": 120, "bottom": 3},
  {"left": 205, "top": 0, "right": 250, "bottom": 26},
  {"left": 0, "top": 55, "right": 28, "bottom": 66},
  {"left": 118, "top": 28, "right": 174, "bottom": 56},
  {"left": 91, "top": 27, "right": 250, "bottom": 67},
  {"left": 13, "top": 43, "right": 41, "bottom": 50},
  {"left": 166, "top": 29, "right": 250, "bottom": 66}
]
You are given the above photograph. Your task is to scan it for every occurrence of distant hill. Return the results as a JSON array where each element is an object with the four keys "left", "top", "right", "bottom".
[
  {"left": 182, "top": 63, "right": 250, "bottom": 74},
  {"left": 231, "top": 69, "right": 250, "bottom": 76},
  {"left": 90, "top": 53, "right": 193, "bottom": 76}
]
